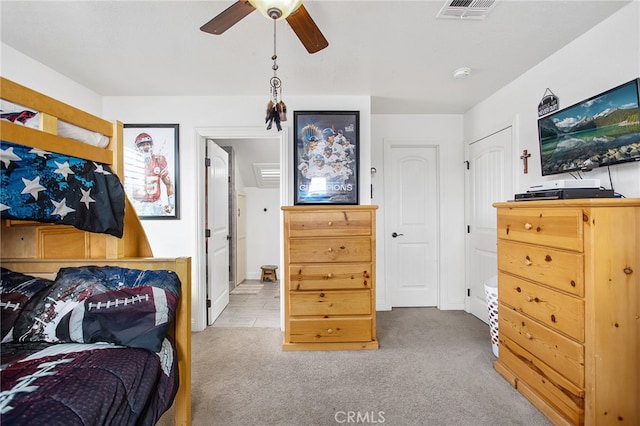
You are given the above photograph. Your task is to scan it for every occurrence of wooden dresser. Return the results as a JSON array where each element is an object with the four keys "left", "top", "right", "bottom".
[
  {"left": 281, "top": 205, "right": 378, "bottom": 351},
  {"left": 493, "top": 199, "right": 639, "bottom": 426}
]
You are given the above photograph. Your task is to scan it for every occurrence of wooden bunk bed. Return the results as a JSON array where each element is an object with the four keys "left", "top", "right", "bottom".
[{"left": 1, "top": 77, "right": 191, "bottom": 425}]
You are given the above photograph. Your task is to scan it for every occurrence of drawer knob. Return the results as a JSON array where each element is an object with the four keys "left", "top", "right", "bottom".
[
  {"left": 328, "top": 247, "right": 333, "bottom": 253},
  {"left": 327, "top": 221, "right": 333, "bottom": 226},
  {"left": 524, "top": 223, "right": 532, "bottom": 230},
  {"left": 319, "top": 293, "right": 325, "bottom": 297},
  {"left": 526, "top": 296, "right": 533, "bottom": 302},
  {"left": 524, "top": 256, "right": 532, "bottom": 266},
  {"left": 326, "top": 273, "right": 333, "bottom": 279},
  {"left": 327, "top": 328, "right": 333, "bottom": 334},
  {"left": 526, "top": 333, "right": 533, "bottom": 340}
]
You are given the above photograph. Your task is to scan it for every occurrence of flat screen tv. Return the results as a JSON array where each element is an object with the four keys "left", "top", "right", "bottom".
[{"left": 538, "top": 78, "right": 640, "bottom": 176}]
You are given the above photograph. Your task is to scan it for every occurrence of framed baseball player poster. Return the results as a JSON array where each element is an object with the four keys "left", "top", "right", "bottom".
[
  {"left": 293, "top": 111, "right": 359, "bottom": 205},
  {"left": 123, "top": 124, "right": 179, "bottom": 219}
]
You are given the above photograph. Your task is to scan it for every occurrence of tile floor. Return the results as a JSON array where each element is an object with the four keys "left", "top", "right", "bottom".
[{"left": 212, "top": 279, "right": 281, "bottom": 328}]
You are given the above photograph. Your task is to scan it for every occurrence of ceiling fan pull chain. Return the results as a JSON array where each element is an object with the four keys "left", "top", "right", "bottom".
[{"left": 271, "top": 19, "right": 280, "bottom": 104}]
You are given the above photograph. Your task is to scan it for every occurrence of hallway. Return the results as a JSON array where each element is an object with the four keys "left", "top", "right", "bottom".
[{"left": 213, "top": 279, "right": 280, "bottom": 328}]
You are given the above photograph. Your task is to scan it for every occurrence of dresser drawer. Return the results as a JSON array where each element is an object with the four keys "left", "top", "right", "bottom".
[
  {"left": 289, "top": 290, "right": 371, "bottom": 316},
  {"left": 288, "top": 317, "right": 373, "bottom": 343},
  {"left": 499, "top": 273, "right": 584, "bottom": 341},
  {"left": 499, "top": 306, "right": 584, "bottom": 387},
  {"left": 288, "top": 264, "right": 372, "bottom": 291},
  {"left": 282, "top": 206, "right": 378, "bottom": 351},
  {"left": 289, "top": 237, "right": 372, "bottom": 263},
  {"left": 497, "top": 208, "right": 584, "bottom": 252},
  {"left": 499, "top": 336, "right": 584, "bottom": 424},
  {"left": 287, "top": 210, "right": 372, "bottom": 237},
  {"left": 498, "top": 240, "right": 584, "bottom": 297}
]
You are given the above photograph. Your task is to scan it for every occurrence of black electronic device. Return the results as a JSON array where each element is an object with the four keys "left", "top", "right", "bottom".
[{"left": 514, "top": 187, "right": 615, "bottom": 201}]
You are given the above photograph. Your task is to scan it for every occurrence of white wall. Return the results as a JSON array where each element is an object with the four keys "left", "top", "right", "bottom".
[
  {"left": 244, "top": 187, "right": 280, "bottom": 280},
  {"left": 3, "top": 1, "right": 637, "bottom": 326},
  {"left": 2, "top": 46, "right": 371, "bottom": 330},
  {"left": 1, "top": 44, "right": 103, "bottom": 116},
  {"left": 464, "top": 2, "right": 640, "bottom": 198},
  {"left": 232, "top": 150, "right": 246, "bottom": 189},
  {"left": 371, "top": 114, "right": 465, "bottom": 310},
  {"left": 101, "top": 96, "right": 370, "bottom": 331}
]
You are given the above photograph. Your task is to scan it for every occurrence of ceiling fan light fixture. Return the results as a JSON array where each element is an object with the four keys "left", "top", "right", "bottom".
[{"left": 248, "top": 0, "right": 303, "bottom": 20}]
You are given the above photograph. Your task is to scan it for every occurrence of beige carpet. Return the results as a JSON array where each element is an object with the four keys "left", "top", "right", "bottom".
[{"left": 158, "top": 308, "right": 552, "bottom": 426}]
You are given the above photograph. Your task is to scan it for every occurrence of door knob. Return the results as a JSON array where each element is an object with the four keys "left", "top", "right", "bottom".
[{"left": 391, "top": 232, "right": 404, "bottom": 238}]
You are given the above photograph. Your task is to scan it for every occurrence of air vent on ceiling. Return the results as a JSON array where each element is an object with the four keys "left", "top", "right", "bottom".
[
  {"left": 436, "top": 0, "right": 498, "bottom": 20},
  {"left": 253, "top": 163, "right": 280, "bottom": 188}
]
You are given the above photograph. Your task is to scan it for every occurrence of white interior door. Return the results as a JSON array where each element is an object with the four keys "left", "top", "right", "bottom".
[
  {"left": 235, "top": 190, "right": 247, "bottom": 285},
  {"left": 206, "top": 140, "right": 229, "bottom": 325},
  {"left": 465, "top": 127, "right": 513, "bottom": 323},
  {"left": 384, "top": 141, "right": 439, "bottom": 307}
]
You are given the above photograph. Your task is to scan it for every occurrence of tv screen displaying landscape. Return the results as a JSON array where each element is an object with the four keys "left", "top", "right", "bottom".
[{"left": 538, "top": 79, "right": 640, "bottom": 176}]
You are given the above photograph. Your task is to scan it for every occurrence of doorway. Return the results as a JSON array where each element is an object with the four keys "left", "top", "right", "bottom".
[
  {"left": 218, "top": 138, "right": 281, "bottom": 288},
  {"left": 194, "top": 127, "right": 289, "bottom": 332},
  {"left": 221, "top": 146, "right": 246, "bottom": 292}
]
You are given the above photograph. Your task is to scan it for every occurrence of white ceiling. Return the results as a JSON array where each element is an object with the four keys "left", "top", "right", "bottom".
[
  {"left": 0, "top": 0, "right": 631, "bottom": 115},
  {"left": 219, "top": 138, "right": 280, "bottom": 187},
  {"left": 0, "top": 0, "right": 632, "bottom": 186}
]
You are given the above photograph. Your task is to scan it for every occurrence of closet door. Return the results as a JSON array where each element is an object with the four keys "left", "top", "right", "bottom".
[
  {"left": 384, "top": 141, "right": 438, "bottom": 307},
  {"left": 465, "top": 127, "right": 513, "bottom": 322}
]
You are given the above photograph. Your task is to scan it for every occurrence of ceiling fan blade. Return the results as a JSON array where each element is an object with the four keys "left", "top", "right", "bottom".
[
  {"left": 286, "top": 4, "right": 328, "bottom": 54},
  {"left": 200, "top": 1, "right": 255, "bottom": 35}
]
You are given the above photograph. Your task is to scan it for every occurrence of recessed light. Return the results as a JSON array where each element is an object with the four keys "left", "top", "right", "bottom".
[{"left": 453, "top": 67, "right": 472, "bottom": 80}]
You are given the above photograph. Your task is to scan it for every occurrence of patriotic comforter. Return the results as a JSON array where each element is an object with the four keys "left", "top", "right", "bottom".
[
  {"left": 0, "top": 266, "right": 181, "bottom": 425},
  {"left": 0, "top": 141, "right": 125, "bottom": 237}
]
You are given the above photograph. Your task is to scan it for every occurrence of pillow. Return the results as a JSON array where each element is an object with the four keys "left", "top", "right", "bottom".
[
  {"left": 0, "top": 268, "right": 53, "bottom": 342},
  {"left": 13, "top": 266, "right": 181, "bottom": 352}
]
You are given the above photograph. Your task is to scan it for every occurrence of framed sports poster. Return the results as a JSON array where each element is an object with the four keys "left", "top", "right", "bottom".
[
  {"left": 122, "top": 124, "right": 179, "bottom": 219},
  {"left": 293, "top": 111, "right": 359, "bottom": 205}
]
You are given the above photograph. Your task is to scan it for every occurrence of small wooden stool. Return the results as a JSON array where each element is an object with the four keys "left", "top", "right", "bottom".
[{"left": 260, "top": 265, "right": 278, "bottom": 282}]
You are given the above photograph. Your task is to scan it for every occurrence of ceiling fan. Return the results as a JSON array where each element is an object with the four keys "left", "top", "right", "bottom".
[{"left": 200, "top": 0, "right": 328, "bottom": 54}]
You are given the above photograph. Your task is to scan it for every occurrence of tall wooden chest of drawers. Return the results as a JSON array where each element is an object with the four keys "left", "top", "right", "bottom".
[
  {"left": 493, "top": 199, "right": 639, "bottom": 426},
  {"left": 282, "top": 205, "right": 378, "bottom": 351}
]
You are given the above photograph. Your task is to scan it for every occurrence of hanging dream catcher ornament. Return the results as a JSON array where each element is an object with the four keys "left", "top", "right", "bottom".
[{"left": 265, "top": 20, "right": 287, "bottom": 131}]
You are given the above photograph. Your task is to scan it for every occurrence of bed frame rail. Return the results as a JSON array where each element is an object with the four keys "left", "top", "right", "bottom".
[{"left": 0, "top": 257, "right": 192, "bottom": 426}]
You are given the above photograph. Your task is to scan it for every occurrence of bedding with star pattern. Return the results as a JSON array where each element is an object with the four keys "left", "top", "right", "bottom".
[{"left": 0, "top": 141, "right": 125, "bottom": 237}]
